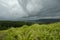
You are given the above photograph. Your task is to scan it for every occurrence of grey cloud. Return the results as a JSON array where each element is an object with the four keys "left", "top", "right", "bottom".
[{"left": 0, "top": 0, "right": 60, "bottom": 20}]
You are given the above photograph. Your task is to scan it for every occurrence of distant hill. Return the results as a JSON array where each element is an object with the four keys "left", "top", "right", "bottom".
[{"left": 26, "top": 19, "right": 60, "bottom": 23}]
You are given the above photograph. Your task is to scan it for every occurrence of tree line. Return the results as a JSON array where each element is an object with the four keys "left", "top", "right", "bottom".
[{"left": 0, "top": 21, "right": 34, "bottom": 30}]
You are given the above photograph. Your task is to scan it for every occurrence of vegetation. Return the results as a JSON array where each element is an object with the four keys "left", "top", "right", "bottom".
[
  {"left": 0, "top": 21, "right": 34, "bottom": 30},
  {"left": 0, "top": 22, "right": 60, "bottom": 40}
]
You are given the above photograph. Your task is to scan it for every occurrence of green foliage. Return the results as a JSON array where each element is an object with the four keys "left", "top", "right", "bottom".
[
  {"left": 0, "top": 22, "right": 60, "bottom": 40},
  {"left": 0, "top": 21, "right": 33, "bottom": 30}
]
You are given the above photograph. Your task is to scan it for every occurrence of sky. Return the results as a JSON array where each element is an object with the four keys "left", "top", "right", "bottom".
[{"left": 0, "top": 0, "right": 60, "bottom": 20}]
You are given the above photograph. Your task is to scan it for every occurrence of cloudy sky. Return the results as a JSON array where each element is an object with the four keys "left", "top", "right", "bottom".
[{"left": 0, "top": 0, "right": 60, "bottom": 20}]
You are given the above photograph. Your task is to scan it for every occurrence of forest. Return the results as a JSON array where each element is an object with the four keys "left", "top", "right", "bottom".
[{"left": 0, "top": 21, "right": 34, "bottom": 30}]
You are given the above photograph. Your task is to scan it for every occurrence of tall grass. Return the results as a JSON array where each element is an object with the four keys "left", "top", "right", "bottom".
[{"left": 0, "top": 22, "right": 60, "bottom": 40}]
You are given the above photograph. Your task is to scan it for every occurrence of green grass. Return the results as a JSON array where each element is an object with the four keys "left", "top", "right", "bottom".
[{"left": 0, "top": 22, "right": 60, "bottom": 40}]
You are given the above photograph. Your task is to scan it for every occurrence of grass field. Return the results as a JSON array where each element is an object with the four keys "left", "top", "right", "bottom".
[{"left": 0, "top": 22, "right": 60, "bottom": 40}]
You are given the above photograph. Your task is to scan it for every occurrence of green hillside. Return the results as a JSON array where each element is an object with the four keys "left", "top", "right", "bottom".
[{"left": 0, "top": 22, "right": 60, "bottom": 40}]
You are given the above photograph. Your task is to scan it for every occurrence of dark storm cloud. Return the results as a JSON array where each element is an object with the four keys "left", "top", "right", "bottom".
[{"left": 0, "top": 0, "right": 60, "bottom": 20}]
